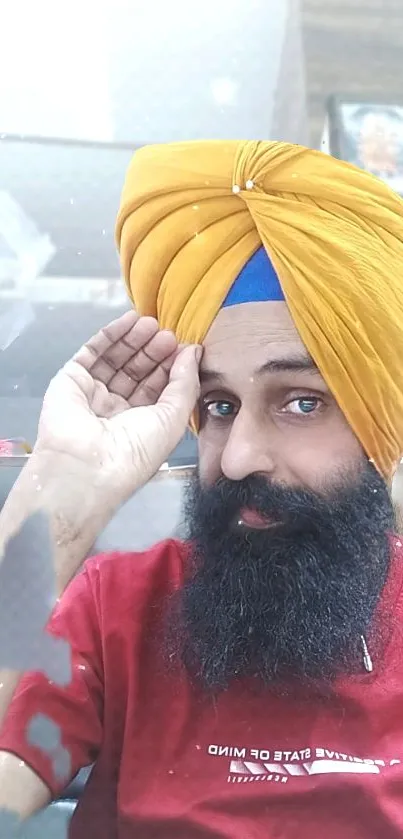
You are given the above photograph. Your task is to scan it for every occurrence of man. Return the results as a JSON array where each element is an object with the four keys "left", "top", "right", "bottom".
[{"left": 1, "top": 140, "right": 403, "bottom": 838}]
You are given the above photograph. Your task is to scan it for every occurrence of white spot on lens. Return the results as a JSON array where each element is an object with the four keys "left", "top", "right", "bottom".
[{"left": 210, "top": 78, "right": 237, "bottom": 105}]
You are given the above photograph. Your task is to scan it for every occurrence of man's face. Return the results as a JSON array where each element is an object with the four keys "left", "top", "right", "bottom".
[
  {"left": 167, "top": 302, "right": 395, "bottom": 692},
  {"left": 197, "top": 301, "right": 364, "bottom": 491}
]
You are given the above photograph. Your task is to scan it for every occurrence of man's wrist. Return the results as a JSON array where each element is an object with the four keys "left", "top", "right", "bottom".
[{"left": 0, "top": 447, "right": 123, "bottom": 596}]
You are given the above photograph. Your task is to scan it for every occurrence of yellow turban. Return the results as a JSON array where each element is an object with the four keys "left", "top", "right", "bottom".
[{"left": 116, "top": 140, "right": 403, "bottom": 480}]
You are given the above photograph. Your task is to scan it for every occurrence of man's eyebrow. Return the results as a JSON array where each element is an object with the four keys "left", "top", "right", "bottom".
[
  {"left": 200, "top": 354, "right": 318, "bottom": 385},
  {"left": 256, "top": 354, "right": 318, "bottom": 375}
]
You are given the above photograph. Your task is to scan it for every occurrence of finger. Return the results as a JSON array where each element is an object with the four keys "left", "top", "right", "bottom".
[
  {"left": 153, "top": 345, "right": 202, "bottom": 429},
  {"left": 102, "top": 317, "right": 161, "bottom": 369},
  {"left": 126, "top": 352, "right": 175, "bottom": 406},
  {"left": 75, "top": 315, "right": 177, "bottom": 391},
  {"left": 74, "top": 313, "right": 159, "bottom": 374},
  {"left": 88, "top": 310, "right": 144, "bottom": 354},
  {"left": 97, "top": 318, "right": 176, "bottom": 375},
  {"left": 121, "top": 330, "right": 177, "bottom": 381},
  {"left": 107, "top": 345, "right": 177, "bottom": 405},
  {"left": 91, "top": 330, "right": 177, "bottom": 395},
  {"left": 74, "top": 311, "right": 140, "bottom": 364}
]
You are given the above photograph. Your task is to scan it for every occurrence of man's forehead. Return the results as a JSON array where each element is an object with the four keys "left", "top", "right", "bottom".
[
  {"left": 200, "top": 301, "right": 318, "bottom": 382},
  {"left": 203, "top": 301, "right": 308, "bottom": 358}
]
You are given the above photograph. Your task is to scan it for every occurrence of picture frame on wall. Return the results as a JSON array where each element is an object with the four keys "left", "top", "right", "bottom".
[{"left": 326, "top": 94, "right": 403, "bottom": 195}]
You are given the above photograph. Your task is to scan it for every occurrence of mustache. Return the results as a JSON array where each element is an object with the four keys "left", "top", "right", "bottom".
[{"left": 185, "top": 469, "right": 382, "bottom": 539}]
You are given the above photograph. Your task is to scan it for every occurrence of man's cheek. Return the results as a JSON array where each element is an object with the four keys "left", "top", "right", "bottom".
[{"left": 197, "top": 442, "right": 223, "bottom": 487}]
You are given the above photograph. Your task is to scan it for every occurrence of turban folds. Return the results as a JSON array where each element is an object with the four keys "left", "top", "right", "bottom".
[{"left": 116, "top": 140, "right": 403, "bottom": 480}]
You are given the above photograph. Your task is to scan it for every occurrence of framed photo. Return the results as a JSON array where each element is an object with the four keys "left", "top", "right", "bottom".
[{"left": 326, "top": 95, "right": 403, "bottom": 195}]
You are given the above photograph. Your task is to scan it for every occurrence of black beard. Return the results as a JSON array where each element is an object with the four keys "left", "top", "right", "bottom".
[{"left": 166, "top": 461, "right": 395, "bottom": 694}]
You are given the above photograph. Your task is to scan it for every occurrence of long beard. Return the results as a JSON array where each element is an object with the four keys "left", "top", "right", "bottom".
[{"left": 166, "top": 461, "right": 395, "bottom": 694}]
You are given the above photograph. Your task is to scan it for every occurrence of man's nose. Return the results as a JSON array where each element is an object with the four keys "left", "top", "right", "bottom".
[{"left": 220, "top": 409, "right": 276, "bottom": 482}]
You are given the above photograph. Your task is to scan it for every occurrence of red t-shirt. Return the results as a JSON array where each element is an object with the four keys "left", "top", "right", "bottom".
[{"left": 2, "top": 537, "right": 403, "bottom": 838}]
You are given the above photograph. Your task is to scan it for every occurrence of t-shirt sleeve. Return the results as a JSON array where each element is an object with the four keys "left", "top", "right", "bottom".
[{"left": 0, "top": 563, "right": 104, "bottom": 798}]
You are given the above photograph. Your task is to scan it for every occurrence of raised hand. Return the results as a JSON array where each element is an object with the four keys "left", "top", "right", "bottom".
[{"left": 36, "top": 311, "right": 201, "bottom": 499}]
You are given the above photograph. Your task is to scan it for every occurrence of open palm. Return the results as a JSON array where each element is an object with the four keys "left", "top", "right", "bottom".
[{"left": 37, "top": 311, "right": 201, "bottom": 496}]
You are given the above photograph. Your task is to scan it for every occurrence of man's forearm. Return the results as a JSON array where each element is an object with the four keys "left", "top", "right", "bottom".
[
  {"left": 0, "top": 451, "right": 120, "bottom": 728},
  {"left": 0, "top": 449, "right": 120, "bottom": 595}
]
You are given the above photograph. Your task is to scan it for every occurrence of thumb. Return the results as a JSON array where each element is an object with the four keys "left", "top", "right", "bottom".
[{"left": 156, "top": 345, "right": 202, "bottom": 427}]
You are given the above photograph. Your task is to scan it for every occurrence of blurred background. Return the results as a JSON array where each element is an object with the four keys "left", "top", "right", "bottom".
[{"left": 1, "top": 0, "right": 402, "bottom": 547}]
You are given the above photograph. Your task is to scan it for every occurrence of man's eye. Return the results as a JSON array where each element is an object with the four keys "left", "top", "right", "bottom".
[
  {"left": 284, "top": 397, "right": 321, "bottom": 416},
  {"left": 205, "top": 400, "right": 236, "bottom": 418}
]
